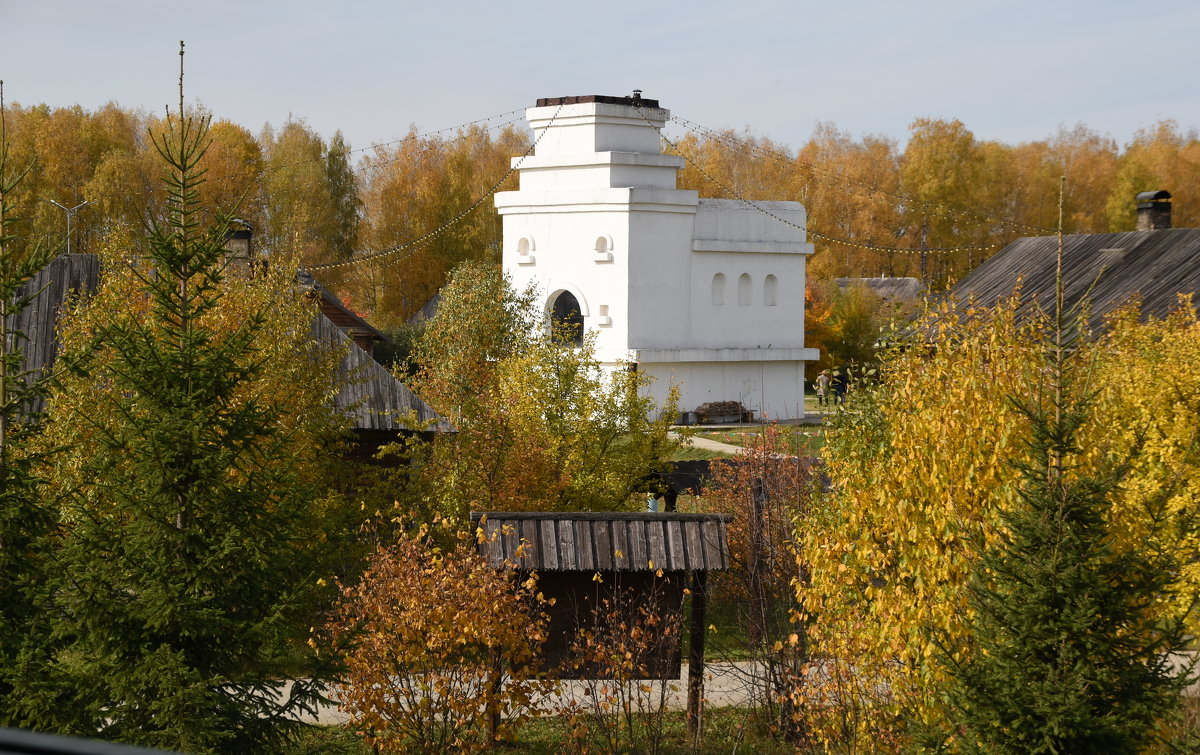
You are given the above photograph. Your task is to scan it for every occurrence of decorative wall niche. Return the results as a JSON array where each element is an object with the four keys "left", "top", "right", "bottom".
[
  {"left": 517, "top": 236, "right": 536, "bottom": 265},
  {"left": 711, "top": 273, "right": 726, "bottom": 306},
  {"left": 593, "top": 234, "right": 614, "bottom": 263}
]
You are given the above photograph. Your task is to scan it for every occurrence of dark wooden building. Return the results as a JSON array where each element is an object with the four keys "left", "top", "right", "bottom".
[
  {"left": 14, "top": 253, "right": 447, "bottom": 444},
  {"left": 949, "top": 194, "right": 1200, "bottom": 330}
]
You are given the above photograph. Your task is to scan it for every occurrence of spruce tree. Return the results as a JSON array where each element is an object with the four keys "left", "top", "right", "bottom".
[
  {"left": 946, "top": 180, "right": 1193, "bottom": 752},
  {"left": 0, "top": 80, "right": 59, "bottom": 723},
  {"left": 27, "top": 47, "right": 334, "bottom": 751}
]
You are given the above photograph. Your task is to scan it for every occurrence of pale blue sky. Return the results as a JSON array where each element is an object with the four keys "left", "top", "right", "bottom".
[{"left": 2, "top": 0, "right": 1197, "bottom": 155}]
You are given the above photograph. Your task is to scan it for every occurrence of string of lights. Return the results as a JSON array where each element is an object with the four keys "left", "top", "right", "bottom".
[
  {"left": 262, "top": 115, "right": 527, "bottom": 203},
  {"left": 667, "top": 113, "right": 1052, "bottom": 236},
  {"left": 631, "top": 105, "right": 999, "bottom": 257},
  {"left": 307, "top": 102, "right": 561, "bottom": 273},
  {"left": 263, "top": 108, "right": 529, "bottom": 178}
]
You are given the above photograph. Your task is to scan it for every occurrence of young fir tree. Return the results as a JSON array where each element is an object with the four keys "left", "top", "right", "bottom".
[
  {"left": 0, "top": 80, "right": 59, "bottom": 723},
  {"left": 945, "top": 180, "right": 1193, "bottom": 752},
  {"left": 24, "top": 48, "right": 337, "bottom": 751}
]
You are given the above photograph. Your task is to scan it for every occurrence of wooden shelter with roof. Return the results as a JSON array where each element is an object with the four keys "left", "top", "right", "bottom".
[{"left": 472, "top": 510, "right": 731, "bottom": 727}]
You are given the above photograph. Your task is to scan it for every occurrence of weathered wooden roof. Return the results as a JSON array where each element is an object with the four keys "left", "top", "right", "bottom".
[
  {"left": 15, "top": 254, "right": 101, "bottom": 414},
  {"left": 310, "top": 313, "right": 449, "bottom": 432},
  {"left": 949, "top": 228, "right": 1200, "bottom": 328},
  {"left": 470, "top": 511, "right": 732, "bottom": 572},
  {"left": 16, "top": 253, "right": 447, "bottom": 432},
  {"left": 297, "top": 270, "right": 386, "bottom": 342}
]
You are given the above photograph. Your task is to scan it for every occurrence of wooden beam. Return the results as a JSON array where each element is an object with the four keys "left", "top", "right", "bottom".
[{"left": 687, "top": 570, "right": 708, "bottom": 736}]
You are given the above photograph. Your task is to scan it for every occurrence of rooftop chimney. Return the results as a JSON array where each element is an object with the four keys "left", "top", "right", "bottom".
[
  {"left": 222, "top": 219, "right": 261, "bottom": 274},
  {"left": 1135, "top": 190, "right": 1172, "bottom": 231}
]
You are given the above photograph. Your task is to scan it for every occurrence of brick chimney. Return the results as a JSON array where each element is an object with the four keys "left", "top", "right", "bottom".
[{"left": 1135, "top": 190, "right": 1172, "bottom": 231}]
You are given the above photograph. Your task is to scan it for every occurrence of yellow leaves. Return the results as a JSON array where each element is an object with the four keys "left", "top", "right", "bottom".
[{"left": 805, "top": 299, "right": 1200, "bottom": 748}]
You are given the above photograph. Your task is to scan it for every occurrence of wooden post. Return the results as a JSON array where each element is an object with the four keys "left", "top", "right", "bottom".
[
  {"left": 747, "top": 478, "right": 767, "bottom": 645},
  {"left": 687, "top": 569, "right": 708, "bottom": 736},
  {"left": 486, "top": 651, "right": 502, "bottom": 743}
]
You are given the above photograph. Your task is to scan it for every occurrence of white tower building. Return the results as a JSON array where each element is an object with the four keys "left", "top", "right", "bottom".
[{"left": 495, "top": 95, "right": 819, "bottom": 421}]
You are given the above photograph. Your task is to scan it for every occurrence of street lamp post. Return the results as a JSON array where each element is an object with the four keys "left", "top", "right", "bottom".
[{"left": 42, "top": 198, "right": 91, "bottom": 255}]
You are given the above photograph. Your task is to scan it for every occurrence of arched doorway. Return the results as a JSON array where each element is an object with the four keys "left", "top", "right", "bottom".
[{"left": 550, "top": 290, "right": 584, "bottom": 346}]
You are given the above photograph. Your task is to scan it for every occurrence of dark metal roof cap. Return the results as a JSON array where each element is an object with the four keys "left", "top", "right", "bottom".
[
  {"left": 1136, "top": 190, "right": 1172, "bottom": 201},
  {"left": 535, "top": 94, "right": 661, "bottom": 108}
]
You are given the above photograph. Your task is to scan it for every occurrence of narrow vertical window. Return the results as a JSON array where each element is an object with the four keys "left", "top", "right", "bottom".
[
  {"left": 738, "top": 273, "right": 751, "bottom": 306},
  {"left": 764, "top": 274, "right": 778, "bottom": 306},
  {"left": 711, "top": 273, "right": 726, "bottom": 306}
]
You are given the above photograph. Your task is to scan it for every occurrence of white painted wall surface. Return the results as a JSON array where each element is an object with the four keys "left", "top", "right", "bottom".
[{"left": 496, "top": 97, "right": 819, "bottom": 420}]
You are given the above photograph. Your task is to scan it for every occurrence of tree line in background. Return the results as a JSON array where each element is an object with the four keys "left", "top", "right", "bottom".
[{"left": 6, "top": 98, "right": 1200, "bottom": 327}]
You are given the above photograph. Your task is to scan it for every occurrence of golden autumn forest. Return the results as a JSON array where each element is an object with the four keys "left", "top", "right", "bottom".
[{"left": 8, "top": 99, "right": 1200, "bottom": 327}]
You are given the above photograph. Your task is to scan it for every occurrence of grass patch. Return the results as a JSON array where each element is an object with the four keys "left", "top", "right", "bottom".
[
  {"left": 669, "top": 444, "right": 735, "bottom": 461},
  {"left": 288, "top": 706, "right": 794, "bottom": 754},
  {"left": 692, "top": 426, "right": 825, "bottom": 456}
]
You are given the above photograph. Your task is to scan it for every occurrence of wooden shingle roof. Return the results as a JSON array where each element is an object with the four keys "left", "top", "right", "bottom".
[
  {"left": 470, "top": 511, "right": 732, "bottom": 572},
  {"left": 949, "top": 228, "right": 1200, "bottom": 328},
  {"left": 15, "top": 254, "right": 100, "bottom": 415},
  {"left": 16, "top": 253, "right": 446, "bottom": 432},
  {"left": 310, "top": 313, "right": 449, "bottom": 431}
]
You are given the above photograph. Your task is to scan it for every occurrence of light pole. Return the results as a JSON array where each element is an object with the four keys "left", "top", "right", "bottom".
[{"left": 42, "top": 198, "right": 91, "bottom": 255}]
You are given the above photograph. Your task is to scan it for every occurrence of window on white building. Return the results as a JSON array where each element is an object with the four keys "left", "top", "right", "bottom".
[
  {"left": 764, "top": 274, "right": 778, "bottom": 306},
  {"left": 738, "top": 273, "right": 751, "bottom": 306},
  {"left": 550, "top": 291, "right": 585, "bottom": 346}
]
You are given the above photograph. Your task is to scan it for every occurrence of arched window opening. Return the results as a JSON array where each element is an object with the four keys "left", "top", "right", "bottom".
[
  {"left": 550, "top": 290, "right": 585, "bottom": 347},
  {"left": 737, "top": 273, "right": 752, "bottom": 306},
  {"left": 764, "top": 274, "right": 778, "bottom": 306},
  {"left": 518, "top": 237, "right": 532, "bottom": 255},
  {"left": 711, "top": 273, "right": 726, "bottom": 306}
]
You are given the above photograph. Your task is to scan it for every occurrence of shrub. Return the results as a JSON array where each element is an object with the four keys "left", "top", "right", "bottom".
[{"left": 326, "top": 520, "right": 552, "bottom": 753}]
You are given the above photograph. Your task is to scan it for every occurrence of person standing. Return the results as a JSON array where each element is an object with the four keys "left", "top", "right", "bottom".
[
  {"left": 832, "top": 368, "right": 848, "bottom": 405},
  {"left": 816, "top": 369, "right": 831, "bottom": 407}
]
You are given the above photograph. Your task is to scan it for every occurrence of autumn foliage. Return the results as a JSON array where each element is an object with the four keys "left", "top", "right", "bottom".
[
  {"left": 4, "top": 95, "right": 1200, "bottom": 323},
  {"left": 798, "top": 295, "right": 1200, "bottom": 749},
  {"left": 326, "top": 520, "right": 552, "bottom": 753}
]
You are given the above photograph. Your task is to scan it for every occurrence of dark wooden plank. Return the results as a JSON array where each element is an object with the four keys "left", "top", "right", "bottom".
[
  {"left": 559, "top": 520, "right": 577, "bottom": 570},
  {"left": 521, "top": 519, "right": 540, "bottom": 569},
  {"left": 683, "top": 521, "right": 705, "bottom": 571},
  {"left": 666, "top": 520, "right": 685, "bottom": 571},
  {"left": 701, "top": 520, "right": 723, "bottom": 571},
  {"left": 647, "top": 520, "right": 667, "bottom": 571},
  {"left": 593, "top": 521, "right": 612, "bottom": 570},
  {"left": 540, "top": 520, "right": 559, "bottom": 570},
  {"left": 628, "top": 519, "right": 648, "bottom": 569},
  {"left": 483, "top": 519, "right": 506, "bottom": 565},
  {"left": 716, "top": 520, "right": 730, "bottom": 570},
  {"left": 577, "top": 519, "right": 595, "bottom": 571},
  {"left": 501, "top": 520, "right": 522, "bottom": 565},
  {"left": 612, "top": 520, "right": 630, "bottom": 571}
]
